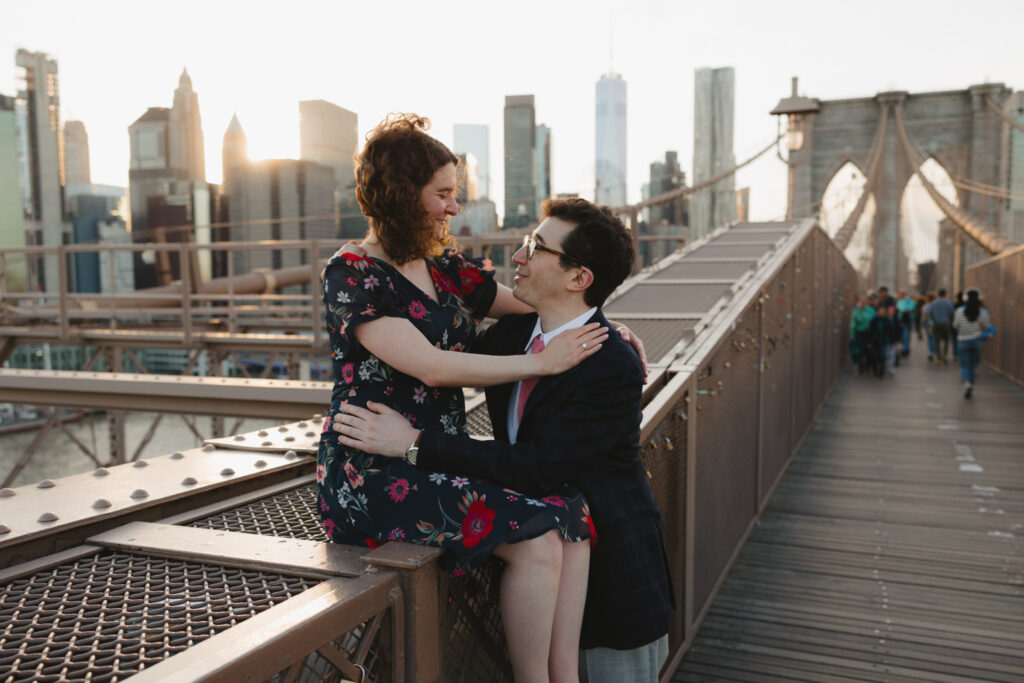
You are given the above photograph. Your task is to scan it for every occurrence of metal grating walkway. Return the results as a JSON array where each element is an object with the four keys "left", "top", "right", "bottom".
[{"left": 673, "top": 349, "right": 1024, "bottom": 682}]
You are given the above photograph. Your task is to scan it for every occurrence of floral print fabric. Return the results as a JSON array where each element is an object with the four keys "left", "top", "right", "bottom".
[{"left": 317, "top": 249, "right": 593, "bottom": 573}]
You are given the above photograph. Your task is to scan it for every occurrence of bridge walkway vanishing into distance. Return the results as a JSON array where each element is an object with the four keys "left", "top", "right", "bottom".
[
  {"left": 0, "top": 228, "right": 1021, "bottom": 680},
  {"left": 673, "top": 332, "right": 1024, "bottom": 682}
]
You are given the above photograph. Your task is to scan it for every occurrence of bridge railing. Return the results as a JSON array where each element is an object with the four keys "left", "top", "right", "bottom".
[
  {"left": 636, "top": 221, "right": 857, "bottom": 672},
  {"left": 966, "top": 244, "right": 1024, "bottom": 387}
]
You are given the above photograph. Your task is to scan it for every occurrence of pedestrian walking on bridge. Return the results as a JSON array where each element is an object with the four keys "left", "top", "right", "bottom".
[{"left": 953, "top": 289, "right": 993, "bottom": 399}]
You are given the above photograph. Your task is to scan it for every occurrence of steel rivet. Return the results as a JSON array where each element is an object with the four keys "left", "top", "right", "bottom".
[
  {"left": 37, "top": 479, "right": 56, "bottom": 489},
  {"left": 221, "top": 468, "right": 235, "bottom": 476},
  {"left": 181, "top": 477, "right": 198, "bottom": 486},
  {"left": 38, "top": 512, "right": 59, "bottom": 523},
  {"left": 171, "top": 452, "right": 185, "bottom": 459},
  {"left": 305, "top": 432, "right": 316, "bottom": 438},
  {"left": 0, "top": 488, "right": 16, "bottom": 498},
  {"left": 278, "top": 426, "right": 288, "bottom": 432},
  {"left": 261, "top": 441, "right": 272, "bottom": 447},
  {"left": 254, "top": 460, "right": 267, "bottom": 468},
  {"left": 93, "top": 468, "right": 110, "bottom": 477},
  {"left": 234, "top": 435, "right": 245, "bottom": 441},
  {"left": 133, "top": 460, "right": 148, "bottom": 468},
  {"left": 0, "top": 524, "right": 10, "bottom": 534},
  {"left": 298, "top": 422, "right": 308, "bottom": 428},
  {"left": 92, "top": 499, "right": 111, "bottom": 509},
  {"left": 284, "top": 436, "right": 295, "bottom": 442},
  {"left": 285, "top": 451, "right": 298, "bottom": 460},
  {"left": 130, "top": 489, "right": 149, "bottom": 499},
  {"left": 258, "top": 430, "right": 268, "bottom": 437},
  {"left": 203, "top": 444, "right": 215, "bottom": 452}
]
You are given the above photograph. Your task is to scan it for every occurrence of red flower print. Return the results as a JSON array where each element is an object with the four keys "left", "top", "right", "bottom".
[
  {"left": 316, "top": 464, "right": 326, "bottom": 483},
  {"left": 585, "top": 513, "right": 598, "bottom": 546},
  {"left": 384, "top": 385, "right": 394, "bottom": 396},
  {"left": 322, "top": 518, "right": 336, "bottom": 535},
  {"left": 363, "top": 274, "right": 379, "bottom": 290},
  {"left": 365, "top": 537, "right": 385, "bottom": 549},
  {"left": 347, "top": 277, "right": 357, "bottom": 287},
  {"left": 342, "top": 363, "right": 354, "bottom": 383},
  {"left": 459, "top": 266, "right": 485, "bottom": 293},
  {"left": 413, "top": 386, "right": 427, "bottom": 404},
  {"left": 344, "top": 461, "right": 364, "bottom": 488},
  {"left": 452, "top": 568, "right": 467, "bottom": 577},
  {"left": 450, "top": 343, "right": 465, "bottom": 352},
  {"left": 388, "top": 478, "right": 410, "bottom": 502},
  {"left": 542, "top": 495, "right": 566, "bottom": 508},
  {"left": 409, "top": 300, "right": 427, "bottom": 319},
  {"left": 509, "top": 520, "right": 519, "bottom": 530},
  {"left": 432, "top": 269, "right": 460, "bottom": 296},
  {"left": 388, "top": 527, "right": 406, "bottom": 541},
  {"left": 461, "top": 499, "right": 496, "bottom": 548}
]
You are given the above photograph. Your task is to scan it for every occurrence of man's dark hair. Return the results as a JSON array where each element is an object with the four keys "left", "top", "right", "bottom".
[
  {"left": 542, "top": 198, "right": 635, "bottom": 307},
  {"left": 938, "top": 288, "right": 947, "bottom": 297}
]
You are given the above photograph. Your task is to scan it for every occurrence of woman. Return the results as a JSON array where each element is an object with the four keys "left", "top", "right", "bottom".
[
  {"left": 319, "top": 113, "right": 614, "bottom": 682},
  {"left": 952, "top": 289, "right": 992, "bottom": 399}
]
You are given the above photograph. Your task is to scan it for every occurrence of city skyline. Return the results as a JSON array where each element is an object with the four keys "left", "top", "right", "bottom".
[{"left": 3, "top": 0, "right": 1023, "bottom": 223}]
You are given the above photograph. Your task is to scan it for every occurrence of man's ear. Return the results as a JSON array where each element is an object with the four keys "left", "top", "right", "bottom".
[{"left": 566, "top": 267, "right": 594, "bottom": 295}]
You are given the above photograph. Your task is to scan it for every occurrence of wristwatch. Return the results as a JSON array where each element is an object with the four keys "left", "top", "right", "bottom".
[{"left": 405, "top": 430, "right": 423, "bottom": 466}]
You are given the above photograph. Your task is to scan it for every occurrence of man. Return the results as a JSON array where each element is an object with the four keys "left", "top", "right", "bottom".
[
  {"left": 335, "top": 198, "right": 674, "bottom": 682},
  {"left": 929, "top": 288, "right": 955, "bottom": 363}
]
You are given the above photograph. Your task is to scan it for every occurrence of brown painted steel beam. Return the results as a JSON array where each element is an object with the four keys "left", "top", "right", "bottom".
[{"left": 0, "top": 368, "right": 331, "bottom": 418}]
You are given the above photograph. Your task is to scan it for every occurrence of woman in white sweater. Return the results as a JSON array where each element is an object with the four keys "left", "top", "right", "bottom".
[{"left": 953, "top": 289, "right": 992, "bottom": 399}]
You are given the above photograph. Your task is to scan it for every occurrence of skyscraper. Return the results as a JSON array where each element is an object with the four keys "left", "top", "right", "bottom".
[
  {"left": 221, "top": 113, "right": 248, "bottom": 196},
  {"left": 595, "top": 72, "right": 627, "bottom": 208},
  {"left": 299, "top": 100, "right": 358, "bottom": 188},
  {"left": 227, "top": 159, "right": 335, "bottom": 279},
  {"left": 169, "top": 69, "right": 206, "bottom": 182},
  {"left": 128, "top": 107, "right": 188, "bottom": 232},
  {"left": 504, "top": 95, "right": 537, "bottom": 228},
  {"left": 692, "top": 67, "right": 736, "bottom": 236},
  {"left": 63, "top": 120, "right": 90, "bottom": 188},
  {"left": 0, "top": 94, "right": 27, "bottom": 291},
  {"left": 453, "top": 124, "right": 491, "bottom": 200},
  {"left": 16, "top": 49, "right": 65, "bottom": 292},
  {"left": 536, "top": 124, "right": 551, "bottom": 209}
]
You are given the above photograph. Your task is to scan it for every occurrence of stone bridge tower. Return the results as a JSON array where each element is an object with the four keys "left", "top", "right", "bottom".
[{"left": 778, "top": 81, "right": 1011, "bottom": 288}]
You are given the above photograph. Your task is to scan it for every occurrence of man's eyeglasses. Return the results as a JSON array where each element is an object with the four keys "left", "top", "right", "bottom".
[{"left": 521, "top": 234, "right": 588, "bottom": 269}]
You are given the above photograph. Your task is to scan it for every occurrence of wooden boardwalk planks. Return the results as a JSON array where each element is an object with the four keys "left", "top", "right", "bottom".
[{"left": 673, "top": 349, "right": 1024, "bottom": 682}]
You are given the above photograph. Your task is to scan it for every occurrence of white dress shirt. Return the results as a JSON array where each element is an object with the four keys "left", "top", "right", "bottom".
[{"left": 507, "top": 307, "right": 597, "bottom": 443}]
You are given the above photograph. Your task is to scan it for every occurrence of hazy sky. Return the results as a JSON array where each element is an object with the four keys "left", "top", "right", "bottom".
[{"left": 4, "top": 0, "right": 1022, "bottom": 222}]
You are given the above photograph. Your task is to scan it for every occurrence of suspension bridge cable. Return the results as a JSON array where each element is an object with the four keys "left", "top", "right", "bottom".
[
  {"left": 986, "top": 96, "right": 1024, "bottom": 134},
  {"left": 618, "top": 134, "right": 783, "bottom": 213},
  {"left": 893, "top": 106, "right": 1016, "bottom": 255},
  {"left": 834, "top": 105, "right": 889, "bottom": 250}
]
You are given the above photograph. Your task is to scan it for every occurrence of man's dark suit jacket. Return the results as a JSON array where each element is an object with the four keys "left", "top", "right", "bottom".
[{"left": 418, "top": 309, "right": 674, "bottom": 651}]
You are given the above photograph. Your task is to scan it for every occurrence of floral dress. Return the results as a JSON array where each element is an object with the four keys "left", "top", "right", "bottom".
[{"left": 317, "top": 249, "right": 593, "bottom": 574}]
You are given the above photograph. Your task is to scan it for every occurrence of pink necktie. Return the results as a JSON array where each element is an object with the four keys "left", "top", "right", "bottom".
[{"left": 516, "top": 335, "right": 545, "bottom": 422}]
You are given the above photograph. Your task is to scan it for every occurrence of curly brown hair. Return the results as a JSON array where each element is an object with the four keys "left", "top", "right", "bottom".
[{"left": 355, "top": 113, "right": 459, "bottom": 264}]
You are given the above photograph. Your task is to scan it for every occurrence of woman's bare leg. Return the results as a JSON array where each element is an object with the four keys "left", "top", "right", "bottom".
[
  {"left": 548, "top": 539, "right": 590, "bottom": 683},
  {"left": 494, "top": 530, "right": 564, "bottom": 683}
]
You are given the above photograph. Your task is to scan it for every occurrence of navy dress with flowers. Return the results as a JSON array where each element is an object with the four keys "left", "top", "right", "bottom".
[{"left": 318, "top": 249, "right": 593, "bottom": 574}]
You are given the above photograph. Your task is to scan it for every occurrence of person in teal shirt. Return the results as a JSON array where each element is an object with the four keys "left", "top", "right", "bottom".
[
  {"left": 896, "top": 289, "right": 916, "bottom": 357},
  {"left": 850, "top": 294, "right": 876, "bottom": 373}
]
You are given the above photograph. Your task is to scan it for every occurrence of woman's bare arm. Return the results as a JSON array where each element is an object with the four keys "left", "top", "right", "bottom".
[{"left": 354, "top": 317, "right": 608, "bottom": 387}]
